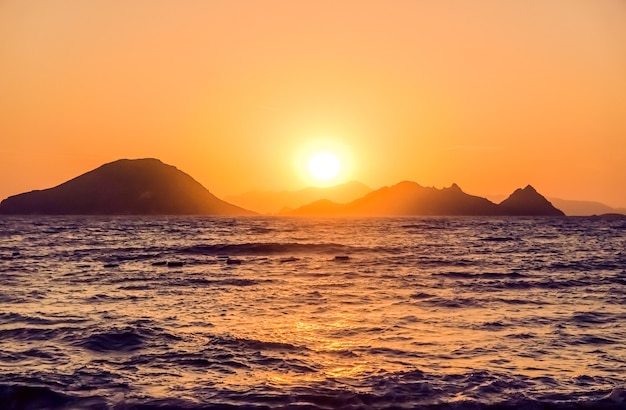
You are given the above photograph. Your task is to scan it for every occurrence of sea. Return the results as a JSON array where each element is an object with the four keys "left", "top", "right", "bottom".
[{"left": 0, "top": 216, "right": 625, "bottom": 410}]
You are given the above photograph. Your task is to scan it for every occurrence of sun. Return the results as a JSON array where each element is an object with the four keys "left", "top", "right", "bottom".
[
  {"left": 295, "top": 139, "right": 353, "bottom": 187},
  {"left": 307, "top": 152, "right": 341, "bottom": 182}
]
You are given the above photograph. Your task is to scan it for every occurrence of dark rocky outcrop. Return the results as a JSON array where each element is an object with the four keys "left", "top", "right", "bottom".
[
  {"left": 0, "top": 158, "right": 255, "bottom": 215},
  {"left": 286, "top": 182, "right": 564, "bottom": 217},
  {"left": 498, "top": 185, "right": 564, "bottom": 216}
]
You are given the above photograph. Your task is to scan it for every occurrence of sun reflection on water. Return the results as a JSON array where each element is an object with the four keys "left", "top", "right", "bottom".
[{"left": 1, "top": 216, "right": 624, "bottom": 406}]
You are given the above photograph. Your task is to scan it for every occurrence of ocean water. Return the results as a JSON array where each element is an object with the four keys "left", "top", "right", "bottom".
[{"left": 0, "top": 216, "right": 625, "bottom": 410}]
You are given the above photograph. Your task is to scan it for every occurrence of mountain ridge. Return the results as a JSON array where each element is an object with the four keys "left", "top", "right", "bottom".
[
  {"left": 284, "top": 181, "right": 564, "bottom": 216},
  {"left": 0, "top": 158, "right": 567, "bottom": 216}
]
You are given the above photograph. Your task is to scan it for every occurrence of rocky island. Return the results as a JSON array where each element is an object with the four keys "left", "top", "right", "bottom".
[
  {"left": 284, "top": 181, "right": 564, "bottom": 216},
  {"left": 0, "top": 158, "right": 255, "bottom": 215}
]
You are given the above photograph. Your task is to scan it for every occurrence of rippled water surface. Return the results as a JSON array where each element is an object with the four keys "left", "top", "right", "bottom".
[{"left": 1, "top": 216, "right": 625, "bottom": 409}]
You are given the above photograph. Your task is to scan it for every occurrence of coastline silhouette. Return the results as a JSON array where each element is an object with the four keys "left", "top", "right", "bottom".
[
  {"left": 284, "top": 182, "right": 564, "bottom": 216},
  {"left": 0, "top": 158, "right": 566, "bottom": 216}
]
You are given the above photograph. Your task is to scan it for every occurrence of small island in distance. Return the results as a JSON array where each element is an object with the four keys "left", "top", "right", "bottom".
[{"left": 0, "top": 158, "right": 567, "bottom": 216}]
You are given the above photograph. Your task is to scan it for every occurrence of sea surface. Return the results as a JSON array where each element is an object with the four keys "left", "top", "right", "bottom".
[{"left": 0, "top": 216, "right": 625, "bottom": 410}]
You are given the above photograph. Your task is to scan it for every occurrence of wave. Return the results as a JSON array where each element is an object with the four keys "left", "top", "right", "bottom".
[
  {"left": 84, "top": 293, "right": 141, "bottom": 303},
  {"left": 4, "top": 377, "right": 619, "bottom": 410},
  {"left": 73, "top": 326, "right": 181, "bottom": 353},
  {"left": 0, "top": 326, "right": 82, "bottom": 343},
  {"left": 573, "top": 335, "right": 620, "bottom": 346},
  {"left": 0, "top": 367, "right": 624, "bottom": 410},
  {"left": 182, "top": 242, "right": 367, "bottom": 256},
  {"left": 433, "top": 271, "right": 526, "bottom": 279},
  {"left": 458, "top": 277, "right": 605, "bottom": 291},
  {"left": 174, "top": 277, "right": 265, "bottom": 287},
  {"left": 493, "top": 297, "right": 548, "bottom": 305},
  {"left": 571, "top": 311, "right": 619, "bottom": 325},
  {"left": 77, "top": 330, "right": 145, "bottom": 353},
  {"left": 208, "top": 335, "right": 306, "bottom": 353},
  {"left": 0, "top": 384, "right": 106, "bottom": 410},
  {"left": 0, "top": 312, "right": 87, "bottom": 326},
  {"left": 0, "top": 292, "right": 28, "bottom": 304},
  {"left": 409, "top": 292, "right": 437, "bottom": 299},
  {"left": 0, "top": 312, "right": 57, "bottom": 326},
  {"left": 479, "top": 236, "right": 519, "bottom": 242},
  {"left": 414, "top": 296, "right": 483, "bottom": 308},
  {"left": 112, "top": 396, "right": 626, "bottom": 410}
]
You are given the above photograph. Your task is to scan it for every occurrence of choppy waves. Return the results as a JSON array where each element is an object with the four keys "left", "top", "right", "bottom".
[
  {"left": 1, "top": 373, "right": 625, "bottom": 410},
  {"left": 0, "top": 216, "right": 625, "bottom": 409}
]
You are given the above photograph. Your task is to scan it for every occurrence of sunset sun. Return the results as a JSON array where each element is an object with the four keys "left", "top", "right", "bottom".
[
  {"left": 307, "top": 152, "right": 341, "bottom": 182},
  {"left": 295, "top": 139, "right": 354, "bottom": 187}
]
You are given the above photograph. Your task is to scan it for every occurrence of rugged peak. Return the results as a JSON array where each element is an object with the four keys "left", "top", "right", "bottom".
[
  {"left": 446, "top": 183, "right": 462, "bottom": 192},
  {"left": 499, "top": 185, "right": 564, "bottom": 216}
]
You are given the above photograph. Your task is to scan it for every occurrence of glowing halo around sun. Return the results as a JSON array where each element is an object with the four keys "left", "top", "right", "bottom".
[
  {"left": 307, "top": 152, "right": 341, "bottom": 182},
  {"left": 295, "top": 140, "right": 354, "bottom": 187}
]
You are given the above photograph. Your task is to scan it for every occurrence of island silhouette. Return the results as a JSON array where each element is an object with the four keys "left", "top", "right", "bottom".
[
  {"left": 284, "top": 181, "right": 564, "bottom": 216},
  {"left": 0, "top": 158, "right": 564, "bottom": 216},
  {"left": 547, "top": 198, "right": 626, "bottom": 217},
  {"left": 0, "top": 158, "right": 255, "bottom": 215}
]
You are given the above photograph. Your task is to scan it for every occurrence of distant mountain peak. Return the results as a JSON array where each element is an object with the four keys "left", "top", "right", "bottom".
[
  {"left": 226, "top": 180, "right": 373, "bottom": 214},
  {"left": 446, "top": 183, "right": 462, "bottom": 192},
  {"left": 499, "top": 184, "right": 564, "bottom": 216},
  {"left": 391, "top": 181, "right": 423, "bottom": 190},
  {"left": 0, "top": 158, "right": 255, "bottom": 215}
]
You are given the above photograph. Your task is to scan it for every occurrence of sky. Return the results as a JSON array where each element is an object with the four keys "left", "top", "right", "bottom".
[{"left": 1, "top": 0, "right": 626, "bottom": 207}]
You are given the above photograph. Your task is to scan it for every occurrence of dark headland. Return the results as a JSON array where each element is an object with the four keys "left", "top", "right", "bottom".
[
  {"left": 284, "top": 181, "right": 565, "bottom": 216},
  {"left": 0, "top": 158, "right": 255, "bottom": 215}
]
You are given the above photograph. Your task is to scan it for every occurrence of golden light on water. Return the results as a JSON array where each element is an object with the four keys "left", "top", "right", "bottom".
[{"left": 263, "top": 317, "right": 372, "bottom": 384}]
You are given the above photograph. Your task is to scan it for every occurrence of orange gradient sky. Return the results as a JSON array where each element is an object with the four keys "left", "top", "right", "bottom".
[{"left": 1, "top": 1, "right": 625, "bottom": 206}]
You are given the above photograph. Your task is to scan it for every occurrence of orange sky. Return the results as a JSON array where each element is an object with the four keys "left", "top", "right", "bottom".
[{"left": 1, "top": 0, "right": 625, "bottom": 207}]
